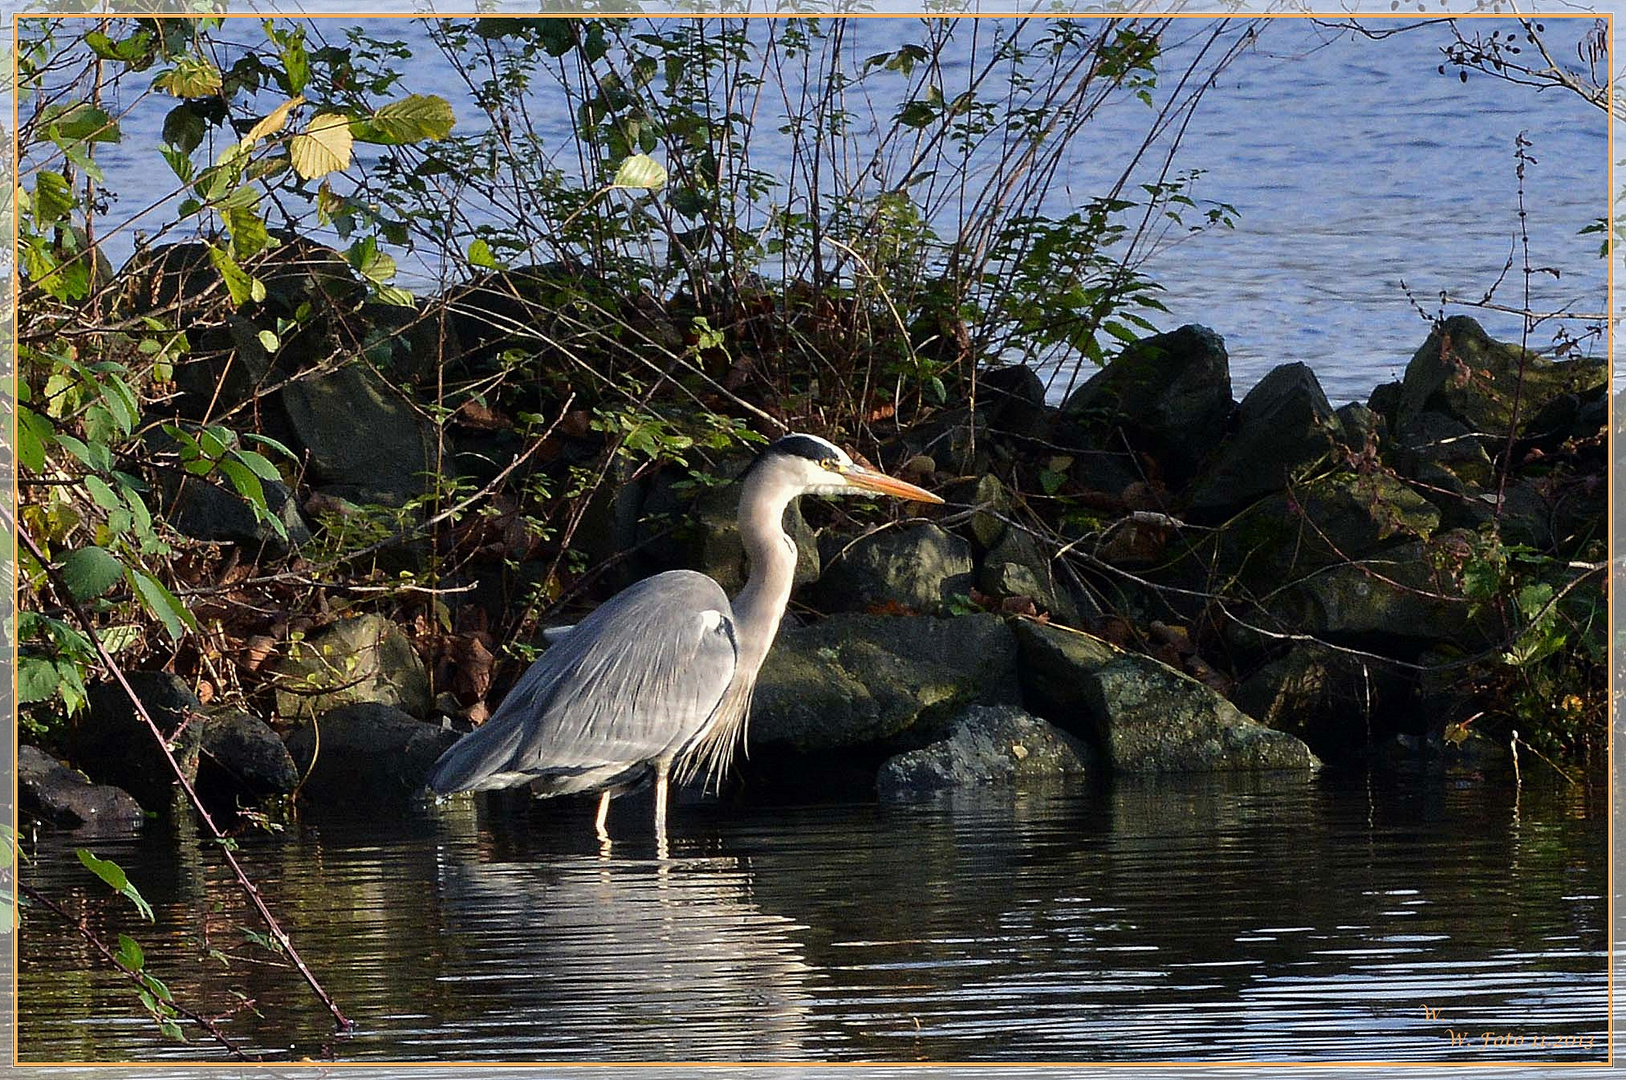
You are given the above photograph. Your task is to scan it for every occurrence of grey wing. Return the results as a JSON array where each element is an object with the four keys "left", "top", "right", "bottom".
[{"left": 427, "top": 571, "right": 740, "bottom": 795}]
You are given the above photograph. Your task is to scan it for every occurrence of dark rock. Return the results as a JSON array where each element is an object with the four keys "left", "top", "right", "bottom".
[
  {"left": 284, "top": 703, "right": 460, "bottom": 803},
  {"left": 877, "top": 705, "right": 1092, "bottom": 798},
  {"left": 18, "top": 745, "right": 144, "bottom": 833},
  {"left": 1367, "top": 380, "right": 1403, "bottom": 427},
  {"left": 1397, "top": 315, "right": 1605, "bottom": 438},
  {"left": 272, "top": 614, "right": 432, "bottom": 722},
  {"left": 1014, "top": 619, "right": 1320, "bottom": 772},
  {"left": 1334, "top": 402, "right": 1386, "bottom": 451},
  {"left": 1395, "top": 410, "right": 1495, "bottom": 488},
  {"left": 171, "top": 314, "right": 276, "bottom": 418},
  {"left": 812, "top": 523, "right": 972, "bottom": 615},
  {"left": 279, "top": 364, "right": 445, "bottom": 507},
  {"left": 114, "top": 241, "right": 217, "bottom": 317},
  {"left": 256, "top": 234, "right": 367, "bottom": 315},
  {"left": 78, "top": 672, "right": 205, "bottom": 811},
  {"left": 1189, "top": 362, "right": 1344, "bottom": 516},
  {"left": 1514, "top": 384, "right": 1607, "bottom": 459},
  {"left": 1059, "top": 324, "right": 1234, "bottom": 486},
  {"left": 197, "top": 709, "right": 300, "bottom": 802},
  {"left": 750, "top": 613, "right": 1020, "bottom": 754},
  {"left": 979, "top": 364, "right": 1049, "bottom": 438},
  {"left": 1267, "top": 536, "right": 1496, "bottom": 651},
  {"left": 977, "top": 527, "right": 1080, "bottom": 625},
  {"left": 163, "top": 473, "right": 310, "bottom": 551},
  {"left": 1233, "top": 644, "right": 1413, "bottom": 762}
]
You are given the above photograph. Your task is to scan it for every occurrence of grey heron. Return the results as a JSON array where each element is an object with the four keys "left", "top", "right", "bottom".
[{"left": 427, "top": 433, "right": 943, "bottom": 840}]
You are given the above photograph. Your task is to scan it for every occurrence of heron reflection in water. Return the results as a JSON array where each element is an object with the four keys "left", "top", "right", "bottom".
[{"left": 428, "top": 433, "right": 942, "bottom": 841}]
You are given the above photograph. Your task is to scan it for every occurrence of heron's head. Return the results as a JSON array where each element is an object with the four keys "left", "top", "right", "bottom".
[{"left": 747, "top": 433, "right": 944, "bottom": 504}]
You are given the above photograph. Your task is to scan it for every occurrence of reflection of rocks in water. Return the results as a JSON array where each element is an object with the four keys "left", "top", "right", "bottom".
[{"left": 434, "top": 828, "right": 815, "bottom": 1060}]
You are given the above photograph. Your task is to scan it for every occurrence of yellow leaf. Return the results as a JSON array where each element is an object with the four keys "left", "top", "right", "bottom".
[
  {"left": 289, "top": 112, "right": 353, "bottom": 180},
  {"left": 245, "top": 95, "right": 305, "bottom": 145}
]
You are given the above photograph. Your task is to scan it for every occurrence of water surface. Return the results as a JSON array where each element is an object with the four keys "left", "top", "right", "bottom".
[{"left": 17, "top": 771, "right": 1608, "bottom": 1064}]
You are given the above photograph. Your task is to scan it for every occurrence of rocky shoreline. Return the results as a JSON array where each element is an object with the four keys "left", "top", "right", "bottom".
[{"left": 20, "top": 241, "right": 1607, "bottom": 833}]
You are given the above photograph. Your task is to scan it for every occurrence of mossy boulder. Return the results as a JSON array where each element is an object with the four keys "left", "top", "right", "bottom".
[
  {"left": 272, "top": 614, "right": 432, "bottom": 722},
  {"left": 811, "top": 523, "right": 972, "bottom": 615},
  {"left": 1397, "top": 315, "right": 1605, "bottom": 439},
  {"left": 750, "top": 613, "right": 1019, "bottom": 754},
  {"left": 1014, "top": 620, "right": 1319, "bottom": 772}
]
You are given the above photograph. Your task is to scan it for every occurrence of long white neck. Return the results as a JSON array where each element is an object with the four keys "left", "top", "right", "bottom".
[{"left": 730, "top": 466, "right": 800, "bottom": 679}]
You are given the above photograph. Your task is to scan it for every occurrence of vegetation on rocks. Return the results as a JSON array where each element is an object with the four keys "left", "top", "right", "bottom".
[{"left": 9, "top": 13, "right": 1607, "bottom": 1054}]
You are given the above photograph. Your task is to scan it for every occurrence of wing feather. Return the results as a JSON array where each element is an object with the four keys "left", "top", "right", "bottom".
[{"left": 427, "top": 571, "right": 739, "bottom": 795}]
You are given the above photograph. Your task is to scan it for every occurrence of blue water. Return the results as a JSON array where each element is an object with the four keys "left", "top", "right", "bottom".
[{"left": 33, "top": 16, "right": 1609, "bottom": 404}]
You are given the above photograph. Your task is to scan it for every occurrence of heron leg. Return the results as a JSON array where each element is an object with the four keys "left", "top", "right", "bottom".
[
  {"left": 594, "top": 790, "right": 612, "bottom": 844},
  {"left": 653, "top": 759, "right": 670, "bottom": 842}
]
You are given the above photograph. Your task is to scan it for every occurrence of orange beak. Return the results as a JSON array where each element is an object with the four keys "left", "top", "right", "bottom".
[{"left": 843, "top": 464, "right": 944, "bottom": 504}]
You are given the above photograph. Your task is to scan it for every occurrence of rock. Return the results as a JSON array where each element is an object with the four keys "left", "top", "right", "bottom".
[
  {"left": 197, "top": 709, "right": 300, "bottom": 803},
  {"left": 1014, "top": 620, "right": 1320, "bottom": 772},
  {"left": 1396, "top": 315, "right": 1605, "bottom": 438},
  {"left": 979, "top": 364, "right": 1049, "bottom": 438},
  {"left": 171, "top": 314, "right": 276, "bottom": 419},
  {"left": 1268, "top": 537, "right": 1496, "bottom": 651},
  {"left": 284, "top": 703, "right": 460, "bottom": 803},
  {"left": 967, "top": 473, "right": 1010, "bottom": 551},
  {"left": 279, "top": 364, "right": 445, "bottom": 507},
  {"left": 163, "top": 473, "right": 310, "bottom": 551},
  {"left": 1059, "top": 324, "right": 1234, "bottom": 487},
  {"left": 1395, "top": 410, "right": 1496, "bottom": 488},
  {"left": 1334, "top": 402, "right": 1386, "bottom": 452},
  {"left": 750, "top": 613, "right": 1020, "bottom": 754},
  {"left": 1189, "top": 362, "right": 1343, "bottom": 516},
  {"left": 18, "top": 745, "right": 144, "bottom": 833},
  {"left": 691, "top": 484, "right": 820, "bottom": 594},
  {"left": 877, "top": 705, "right": 1092, "bottom": 798},
  {"left": 114, "top": 241, "right": 218, "bottom": 318},
  {"left": 1219, "top": 470, "right": 1440, "bottom": 585},
  {"left": 811, "top": 523, "right": 972, "bottom": 615},
  {"left": 272, "top": 614, "right": 432, "bottom": 722},
  {"left": 1368, "top": 380, "right": 1403, "bottom": 427},
  {"left": 1233, "top": 644, "right": 1412, "bottom": 762},
  {"left": 977, "top": 527, "right": 1079, "bottom": 625},
  {"left": 78, "top": 672, "right": 206, "bottom": 811}
]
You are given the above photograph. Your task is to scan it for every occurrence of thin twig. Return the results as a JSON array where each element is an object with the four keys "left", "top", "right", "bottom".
[
  {"left": 9, "top": 509, "right": 352, "bottom": 1034},
  {"left": 18, "top": 880, "right": 253, "bottom": 1060}
]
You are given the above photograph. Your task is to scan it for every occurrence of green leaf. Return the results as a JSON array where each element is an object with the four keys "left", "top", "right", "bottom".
[
  {"left": 115, "top": 933, "right": 145, "bottom": 971},
  {"left": 17, "top": 407, "right": 52, "bottom": 473},
  {"left": 83, "top": 474, "right": 123, "bottom": 513},
  {"left": 62, "top": 546, "right": 125, "bottom": 600},
  {"left": 289, "top": 112, "right": 353, "bottom": 179},
  {"left": 17, "top": 656, "right": 61, "bottom": 704},
  {"left": 234, "top": 449, "right": 281, "bottom": 482},
  {"left": 352, "top": 94, "right": 455, "bottom": 145},
  {"left": 31, "top": 171, "right": 75, "bottom": 228},
  {"left": 127, "top": 569, "right": 196, "bottom": 642},
  {"left": 43, "top": 103, "right": 119, "bottom": 143},
  {"left": 76, "top": 849, "right": 155, "bottom": 922},
  {"left": 466, "top": 238, "right": 499, "bottom": 270},
  {"left": 206, "top": 244, "right": 259, "bottom": 307},
  {"left": 218, "top": 458, "right": 266, "bottom": 510},
  {"left": 611, "top": 153, "right": 667, "bottom": 191},
  {"left": 154, "top": 55, "right": 223, "bottom": 99}
]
